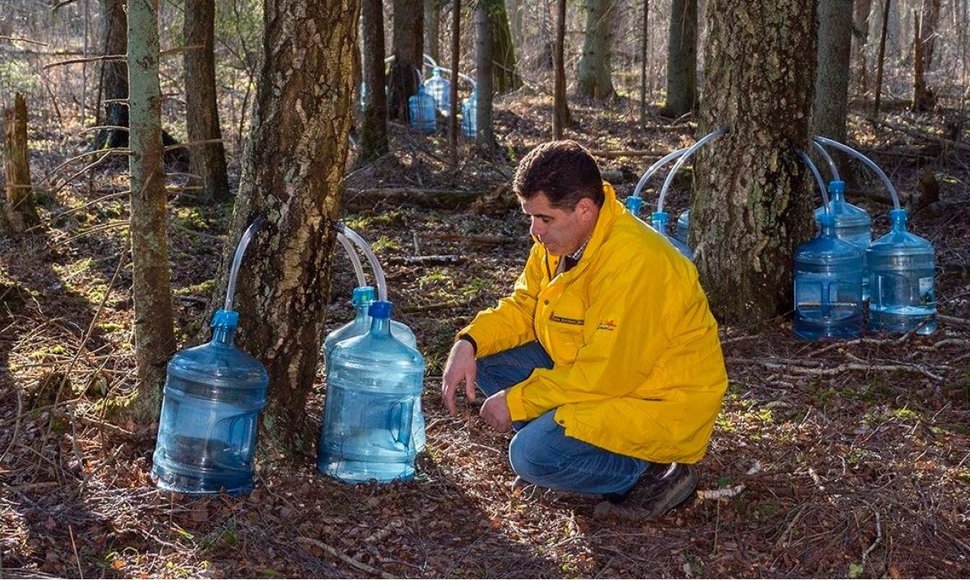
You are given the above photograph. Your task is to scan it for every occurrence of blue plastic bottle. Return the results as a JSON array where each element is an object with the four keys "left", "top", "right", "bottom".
[
  {"left": 318, "top": 301, "right": 425, "bottom": 483},
  {"left": 867, "top": 209, "right": 937, "bottom": 334},
  {"left": 461, "top": 89, "right": 477, "bottom": 138},
  {"left": 675, "top": 209, "right": 690, "bottom": 245},
  {"left": 323, "top": 286, "right": 424, "bottom": 452},
  {"left": 650, "top": 211, "right": 693, "bottom": 260},
  {"left": 424, "top": 67, "right": 451, "bottom": 113},
  {"left": 152, "top": 310, "right": 269, "bottom": 494},
  {"left": 793, "top": 213, "right": 864, "bottom": 340},
  {"left": 813, "top": 180, "right": 872, "bottom": 300},
  {"left": 408, "top": 84, "right": 436, "bottom": 134}
]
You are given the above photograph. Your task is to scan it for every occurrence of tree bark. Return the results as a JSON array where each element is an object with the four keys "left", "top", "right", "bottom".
[
  {"left": 2, "top": 93, "right": 40, "bottom": 236},
  {"left": 217, "top": 0, "right": 359, "bottom": 455},
  {"left": 577, "top": 0, "right": 617, "bottom": 99},
  {"left": 449, "top": 0, "right": 461, "bottom": 161},
  {"left": 661, "top": 0, "right": 697, "bottom": 117},
  {"left": 694, "top": 0, "right": 817, "bottom": 323},
  {"left": 640, "top": 0, "right": 650, "bottom": 128},
  {"left": 873, "top": 0, "right": 891, "bottom": 117},
  {"left": 425, "top": 0, "right": 441, "bottom": 63},
  {"left": 813, "top": 0, "right": 853, "bottom": 143},
  {"left": 92, "top": 0, "right": 129, "bottom": 151},
  {"left": 475, "top": 0, "right": 497, "bottom": 153},
  {"left": 360, "top": 0, "right": 389, "bottom": 159},
  {"left": 490, "top": 0, "right": 522, "bottom": 93},
  {"left": 852, "top": 0, "right": 873, "bottom": 96},
  {"left": 552, "top": 0, "right": 571, "bottom": 137},
  {"left": 387, "top": 0, "right": 424, "bottom": 120},
  {"left": 126, "top": 0, "right": 177, "bottom": 422},
  {"left": 184, "top": 0, "right": 230, "bottom": 203},
  {"left": 912, "top": 0, "right": 941, "bottom": 111}
]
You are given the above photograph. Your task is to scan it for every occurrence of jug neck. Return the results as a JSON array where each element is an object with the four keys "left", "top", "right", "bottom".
[
  {"left": 369, "top": 315, "right": 391, "bottom": 337},
  {"left": 210, "top": 309, "right": 240, "bottom": 345},
  {"left": 890, "top": 208, "right": 909, "bottom": 233},
  {"left": 367, "top": 300, "right": 394, "bottom": 338},
  {"left": 651, "top": 211, "right": 669, "bottom": 233},
  {"left": 212, "top": 325, "right": 238, "bottom": 345},
  {"left": 817, "top": 213, "right": 835, "bottom": 237}
]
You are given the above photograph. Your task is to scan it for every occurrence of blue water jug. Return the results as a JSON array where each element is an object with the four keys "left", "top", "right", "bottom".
[
  {"left": 813, "top": 180, "right": 872, "bottom": 300},
  {"left": 793, "top": 213, "right": 864, "bottom": 340},
  {"left": 866, "top": 209, "right": 937, "bottom": 334},
  {"left": 676, "top": 209, "right": 690, "bottom": 245},
  {"left": 323, "top": 286, "right": 424, "bottom": 452},
  {"left": 425, "top": 67, "right": 451, "bottom": 114},
  {"left": 651, "top": 211, "right": 693, "bottom": 259},
  {"left": 461, "top": 89, "right": 477, "bottom": 138},
  {"left": 152, "top": 310, "right": 269, "bottom": 494},
  {"left": 318, "top": 301, "right": 425, "bottom": 483},
  {"left": 408, "top": 84, "right": 436, "bottom": 134}
]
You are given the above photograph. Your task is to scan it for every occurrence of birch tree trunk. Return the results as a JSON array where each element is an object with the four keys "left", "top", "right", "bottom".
[
  {"left": 216, "top": 0, "right": 359, "bottom": 454},
  {"left": 693, "top": 0, "right": 817, "bottom": 323},
  {"left": 184, "top": 0, "right": 230, "bottom": 203},
  {"left": 127, "top": 0, "right": 177, "bottom": 421}
]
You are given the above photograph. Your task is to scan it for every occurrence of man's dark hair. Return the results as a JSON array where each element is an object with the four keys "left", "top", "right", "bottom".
[{"left": 512, "top": 140, "right": 605, "bottom": 209}]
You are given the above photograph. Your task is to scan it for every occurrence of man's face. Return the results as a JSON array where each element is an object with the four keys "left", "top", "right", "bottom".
[{"left": 519, "top": 191, "right": 597, "bottom": 257}]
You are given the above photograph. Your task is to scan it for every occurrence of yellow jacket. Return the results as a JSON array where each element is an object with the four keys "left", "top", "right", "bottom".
[{"left": 461, "top": 183, "right": 728, "bottom": 463}]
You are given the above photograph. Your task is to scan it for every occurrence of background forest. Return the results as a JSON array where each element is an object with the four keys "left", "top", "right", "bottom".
[{"left": 1, "top": 0, "right": 970, "bottom": 577}]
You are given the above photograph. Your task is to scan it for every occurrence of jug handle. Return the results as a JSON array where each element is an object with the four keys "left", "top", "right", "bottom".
[{"left": 391, "top": 401, "right": 414, "bottom": 451}]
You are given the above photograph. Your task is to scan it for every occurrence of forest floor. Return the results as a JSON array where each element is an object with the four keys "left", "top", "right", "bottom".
[{"left": 2, "top": 92, "right": 970, "bottom": 578}]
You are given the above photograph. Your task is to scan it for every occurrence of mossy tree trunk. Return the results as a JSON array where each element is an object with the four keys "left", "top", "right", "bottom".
[
  {"left": 215, "top": 0, "right": 359, "bottom": 455},
  {"left": 184, "top": 0, "right": 231, "bottom": 203},
  {"left": 126, "top": 0, "right": 177, "bottom": 422},
  {"left": 693, "top": 0, "right": 817, "bottom": 324},
  {"left": 490, "top": 0, "right": 521, "bottom": 94},
  {"left": 2, "top": 93, "right": 40, "bottom": 237},
  {"left": 577, "top": 0, "right": 616, "bottom": 99}
]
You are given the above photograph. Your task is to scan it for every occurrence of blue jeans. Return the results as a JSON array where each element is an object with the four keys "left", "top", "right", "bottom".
[{"left": 476, "top": 342, "right": 650, "bottom": 496}]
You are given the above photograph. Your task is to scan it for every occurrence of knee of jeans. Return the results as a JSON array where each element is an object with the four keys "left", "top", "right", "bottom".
[{"left": 508, "top": 431, "right": 553, "bottom": 481}]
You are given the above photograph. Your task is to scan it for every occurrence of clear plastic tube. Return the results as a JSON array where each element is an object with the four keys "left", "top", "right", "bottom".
[
  {"left": 631, "top": 147, "right": 688, "bottom": 200},
  {"left": 334, "top": 223, "right": 388, "bottom": 301},
  {"left": 658, "top": 127, "right": 728, "bottom": 213},
  {"left": 336, "top": 232, "right": 368, "bottom": 288},
  {"left": 811, "top": 140, "right": 840, "bottom": 181},
  {"left": 225, "top": 217, "right": 265, "bottom": 312},
  {"left": 813, "top": 136, "right": 901, "bottom": 209},
  {"left": 796, "top": 149, "right": 831, "bottom": 213}
]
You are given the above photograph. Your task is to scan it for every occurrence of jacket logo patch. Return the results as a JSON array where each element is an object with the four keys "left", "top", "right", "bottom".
[
  {"left": 550, "top": 314, "right": 584, "bottom": 326},
  {"left": 598, "top": 319, "right": 617, "bottom": 331}
]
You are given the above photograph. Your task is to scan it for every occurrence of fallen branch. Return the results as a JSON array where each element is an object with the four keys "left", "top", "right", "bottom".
[
  {"left": 343, "top": 187, "right": 480, "bottom": 209},
  {"left": 296, "top": 536, "right": 394, "bottom": 578},
  {"left": 421, "top": 231, "right": 528, "bottom": 245},
  {"left": 859, "top": 114, "right": 970, "bottom": 153},
  {"left": 386, "top": 254, "right": 464, "bottom": 266},
  {"left": 696, "top": 483, "right": 745, "bottom": 500}
]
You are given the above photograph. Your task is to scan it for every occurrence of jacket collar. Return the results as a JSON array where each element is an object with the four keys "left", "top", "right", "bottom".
[{"left": 545, "top": 181, "right": 622, "bottom": 278}]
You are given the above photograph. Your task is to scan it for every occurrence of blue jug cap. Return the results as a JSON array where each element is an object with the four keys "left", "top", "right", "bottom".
[
  {"left": 625, "top": 195, "right": 643, "bottom": 215},
  {"left": 352, "top": 286, "right": 376, "bottom": 306},
  {"left": 368, "top": 300, "right": 392, "bottom": 319},
  {"left": 651, "top": 210, "right": 669, "bottom": 224},
  {"left": 432, "top": 66, "right": 440, "bottom": 76},
  {"left": 889, "top": 208, "right": 909, "bottom": 221},
  {"left": 212, "top": 309, "right": 239, "bottom": 328},
  {"left": 827, "top": 180, "right": 845, "bottom": 195},
  {"left": 817, "top": 212, "right": 835, "bottom": 226}
]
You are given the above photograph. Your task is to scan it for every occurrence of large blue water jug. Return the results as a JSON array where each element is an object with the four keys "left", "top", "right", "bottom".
[
  {"left": 408, "top": 84, "right": 436, "bottom": 134},
  {"left": 323, "top": 287, "right": 424, "bottom": 452},
  {"left": 461, "top": 89, "right": 477, "bottom": 138},
  {"left": 793, "top": 213, "right": 864, "bottom": 340},
  {"left": 813, "top": 180, "right": 872, "bottom": 300},
  {"left": 651, "top": 211, "right": 693, "bottom": 259},
  {"left": 675, "top": 209, "right": 690, "bottom": 245},
  {"left": 152, "top": 310, "right": 268, "bottom": 494},
  {"left": 425, "top": 67, "right": 451, "bottom": 114},
  {"left": 318, "top": 301, "right": 425, "bottom": 483},
  {"left": 867, "top": 209, "right": 937, "bottom": 334}
]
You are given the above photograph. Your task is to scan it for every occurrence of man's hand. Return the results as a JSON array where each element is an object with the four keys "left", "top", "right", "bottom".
[
  {"left": 441, "top": 339, "right": 477, "bottom": 416},
  {"left": 480, "top": 390, "right": 512, "bottom": 432}
]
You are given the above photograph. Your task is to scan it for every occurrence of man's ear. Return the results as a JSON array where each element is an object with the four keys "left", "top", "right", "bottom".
[{"left": 576, "top": 197, "right": 597, "bottom": 219}]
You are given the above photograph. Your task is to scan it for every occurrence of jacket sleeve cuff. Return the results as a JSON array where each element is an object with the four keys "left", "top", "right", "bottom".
[
  {"left": 456, "top": 333, "right": 477, "bottom": 355},
  {"left": 505, "top": 386, "right": 529, "bottom": 421}
]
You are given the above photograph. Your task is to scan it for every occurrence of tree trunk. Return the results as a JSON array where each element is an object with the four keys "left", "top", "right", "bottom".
[
  {"left": 640, "top": 0, "right": 650, "bottom": 128},
  {"left": 449, "top": 0, "right": 461, "bottom": 161},
  {"left": 508, "top": 0, "right": 523, "bottom": 49},
  {"left": 217, "top": 0, "right": 358, "bottom": 455},
  {"left": 577, "top": 0, "right": 617, "bottom": 99},
  {"left": 2, "top": 93, "right": 40, "bottom": 236},
  {"left": 552, "top": 0, "right": 571, "bottom": 137},
  {"left": 490, "top": 0, "right": 522, "bottom": 93},
  {"left": 661, "top": 0, "right": 697, "bottom": 117},
  {"left": 912, "top": 0, "right": 941, "bottom": 111},
  {"left": 873, "top": 0, "right": 891, "bottom": 117},
  {"left": 387, "top": 0, "right": 424, "bottom": 120},
  {"left": 694, "top": 0, "right": 817, "bottom": 323},
  {"left": 92, "top": 0, "right": 129, "bottom": 151},
  {"left": 126, "top": 0, "right": 177, "bottom": 422},
  {"left": 184, "top": 0, "right": 230, "bottom": 203},
  {"left": 853, "top": 0, "right": 873, "bottom": 96},
  {"left": 360, "top": 0, "right": 389, "bottom": 159},
  {"left": 813, "top": 0, "right": 853, "bottom": 143},
  {"left": 475, "top": 0, "right": 497, "bottom": 153},
  {"left": 425, "top": 0, "right": 441, "bottom": 63}
]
